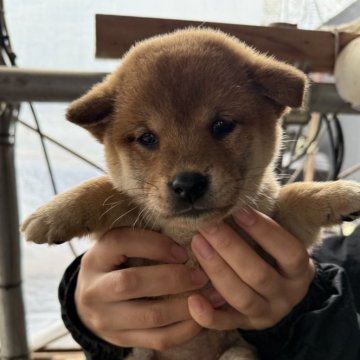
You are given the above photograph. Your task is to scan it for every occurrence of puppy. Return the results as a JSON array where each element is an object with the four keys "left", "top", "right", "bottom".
[{"left": 22, "top": 28, "right": 360, "bottom": 360}]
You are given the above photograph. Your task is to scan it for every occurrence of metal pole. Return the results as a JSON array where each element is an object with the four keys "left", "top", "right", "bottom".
[
  {"left": 0, "top": 66, "right": 357, "bottom": 115},
  {"left": 0, "top": 66, "right": 106, "bottom": 102},
  {"left": 0, "top": 105, "right": 29, "bottom": 359},
  {"left": 0, "top": 1, "right": 29, "bottom": 356}
]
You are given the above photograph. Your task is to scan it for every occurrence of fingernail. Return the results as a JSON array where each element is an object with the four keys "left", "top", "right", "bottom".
[
  {"left": 192, "top": 234, "right": 214, "bottom": 259},
  {"left": 190, "top": 268, "right": 209, "bottom": 285},
  {"left": 200, "top": 223, "right": 219, "bottom": 235},
  {"left": 170, "top": 244, "right": 188, "bottom": 262},
  {"left": 188, "top": 295, "right": 205, "bottom": 314},
  {"left": 234, "top": 208, "right": 256, "bottom": 227}
]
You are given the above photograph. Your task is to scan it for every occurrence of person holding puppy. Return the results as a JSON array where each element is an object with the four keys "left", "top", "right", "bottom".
[
  {"left": 59, "top": 208, "right": 360, "bottom": 360},
  {"left": 20, "top": 28, "right": 359, "bottom": 359}
]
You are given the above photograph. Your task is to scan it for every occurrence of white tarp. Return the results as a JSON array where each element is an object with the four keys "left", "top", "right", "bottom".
[{"left": 264, "top": 0, "right": 357, "bottom": 29}]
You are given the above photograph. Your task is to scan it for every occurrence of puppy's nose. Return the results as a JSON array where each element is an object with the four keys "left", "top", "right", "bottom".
[{"left": 169, "top": 172, "right": 209, "bottom": 204}]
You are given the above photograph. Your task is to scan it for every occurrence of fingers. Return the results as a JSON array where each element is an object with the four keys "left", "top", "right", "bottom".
[
  {"left": 84, "top": 297, "right": 191, "bottom": 331},
  {"left": 84, "top": 227, "right": 188, "bottom": 272},
  {"left": 188, "top": 209, "right": 316, "bottom": 332},
  {"left": 188, "top": 294, "right": 284, "bottom": 331},
  {"left": 233, "top": 208, "right": 311, "bottom": 278},
  {"left": 196, "top": 222, "right": 282, "bottom": 297},
  {"left": 88, "top": 264, "right": 208, "bottom": 302},
  {"left": 78, "top": 288, "right": 224, "bottom": 334},
  {"left": 75, "top": 227, "right": 205, "bottom": 350},
  {"left": 102, "top": 320, "right": 202, "bottom": 351},
  {"left": 188, "top": 294, "right": 248, "bottom": 330},
  {"left": 192, "top": 233, "right": 270, "bottom": 315}
]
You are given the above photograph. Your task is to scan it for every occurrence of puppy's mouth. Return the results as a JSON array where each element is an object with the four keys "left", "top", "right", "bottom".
[
  {"left": 168, "top": 205, "right": 231, "bottom": 219},
  {"left": 175, "top": 207, "right": 212, "bottom": 218}
]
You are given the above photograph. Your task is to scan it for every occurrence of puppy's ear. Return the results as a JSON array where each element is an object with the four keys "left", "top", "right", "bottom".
[
  {"left": 66, "top": 76, "right": 116, "bottom": 142},
  {"left": 252, "top": 57, "right": 308, "bottom": 109}
]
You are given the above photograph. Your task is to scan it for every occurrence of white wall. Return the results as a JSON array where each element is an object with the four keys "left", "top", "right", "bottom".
[{"left": 5, "top": 0, "right": 264, "bottom": 70}]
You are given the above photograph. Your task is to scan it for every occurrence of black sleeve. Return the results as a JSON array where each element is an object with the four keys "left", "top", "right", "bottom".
[
  {"left": 240, "top": 262, "right": 360, "bottom": 360},
  {"left": 311, "top": 225, "right": 360, "bottom": 312},
  {"left": 58, "top": 254, "right": 131, "bottom": 360}
]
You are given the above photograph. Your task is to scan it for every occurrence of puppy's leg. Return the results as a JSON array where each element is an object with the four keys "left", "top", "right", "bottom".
[
  {"left": 21, "top": 176, "right": 137, "bottom": 244},
  {"left": 274, "top": 180, "right": 360, "bottom": 248}
]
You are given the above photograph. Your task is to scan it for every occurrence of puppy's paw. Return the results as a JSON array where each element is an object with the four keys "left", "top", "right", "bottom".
[
  {"left": 21, "top": 211, "right": 70, "bottom": 245},
  {"left": 322, "top": 180, "right": 360, "bottom": 225}
]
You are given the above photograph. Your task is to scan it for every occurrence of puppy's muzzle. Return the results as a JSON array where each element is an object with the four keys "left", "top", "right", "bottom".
[{"left": 169, "top": 172, "right": 209, "bottom": 205}]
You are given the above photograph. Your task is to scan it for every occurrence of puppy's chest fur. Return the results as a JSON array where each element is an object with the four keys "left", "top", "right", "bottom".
[
  {"left": 123, "top": 194, "right": 275, "bottom": 360},
  {"left": 131, "top": 330, "right": 249, "bottom": 360},
  {"left": 127, "top": 218, "right": 258, "bottom": 271}
]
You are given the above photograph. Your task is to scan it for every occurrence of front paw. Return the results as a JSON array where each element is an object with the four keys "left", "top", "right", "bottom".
[
  {"left": 324, "top": 180, "right": 360, "bottom": 224},
  {"left": 21, "top": 210, "right": 70, "bottom": 245}
]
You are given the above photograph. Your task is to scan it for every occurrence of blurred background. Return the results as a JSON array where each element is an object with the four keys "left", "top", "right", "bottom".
[{"left": 1, "top": 0, "right": 360, "bottom": 356}]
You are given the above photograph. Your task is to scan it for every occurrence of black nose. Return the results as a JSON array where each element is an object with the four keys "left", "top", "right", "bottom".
[{"left": 169, "top": 172, "right": 209, "bottom": 204}]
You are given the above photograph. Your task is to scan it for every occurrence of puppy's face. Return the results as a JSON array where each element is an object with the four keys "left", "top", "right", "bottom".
[{"left": 67, "top": 29, "right": 307, "bottom": 229}]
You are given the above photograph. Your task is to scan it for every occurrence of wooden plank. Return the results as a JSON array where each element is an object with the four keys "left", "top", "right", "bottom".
[
  {"left": 44, "top": 334, "right": 81, "bottom": 350},
  {"left": 96, "top": 15, "right": 359, "bottom": 73},
  {"left": 30, "top": 320, "right": 71, "bottom": 351},
  {"left": 32, "top": 351, "right": 85, "bottom": 360}
]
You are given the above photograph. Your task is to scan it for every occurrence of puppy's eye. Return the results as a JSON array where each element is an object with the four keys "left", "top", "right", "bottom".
[
  {"left": 137, "top": 132, "right": 158, "bottom": 148},
  {"left": 210, "top": 117, "right": 236, "bottom": 139}
]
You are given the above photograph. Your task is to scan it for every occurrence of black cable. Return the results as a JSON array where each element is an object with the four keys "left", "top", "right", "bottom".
[
  {"left": 29, "top": 103, "right": 59, "bottom": 193},
  {"left": 333, "top": 114, "right": 345, "bottom": 179},
  {"left": 322, "top": 114, "right": 345, "bottom": 180},
  {"left": 28, "top": 104, "right": 78, "bottom": 257},
  {"left": 290, "top": 124, "right": 305, "bottom": 159},
  {"left": 277, "top": 124, "right": 304, "bottom": 183},
  {"left": 323, "top": 114, "right": 337, "bottom": 180},
  {"left": 283, "top": 115, "right": 323, "bottom": 170},
  {"left": 17, "top": 117, "right": 104, "bottom": 171},
  {"left": 0, "top": 5, "right": 16, "bottom": 66},
  {"left": 16, "top": 118, "right": 105, "bottom": 173}
]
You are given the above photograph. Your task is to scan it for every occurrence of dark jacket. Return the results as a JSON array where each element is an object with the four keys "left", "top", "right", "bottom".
[{"left": 59, "top": 226, "right": 360, "bottom": 360}]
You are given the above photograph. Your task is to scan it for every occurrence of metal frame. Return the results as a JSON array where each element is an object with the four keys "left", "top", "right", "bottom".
[
  {"left": 0, "top": 1, "right": 29, "bottom": 355},
  {"left": 0, "top": 67, "right": 106, "bottom": 357},
  {"left": 0, "top": 66, "right": 357, "bottom": 114}
]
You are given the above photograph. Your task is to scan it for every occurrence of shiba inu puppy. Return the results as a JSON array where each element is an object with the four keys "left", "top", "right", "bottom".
[{"left": 22, "top": 28, "right": 360, "bottom": 360}]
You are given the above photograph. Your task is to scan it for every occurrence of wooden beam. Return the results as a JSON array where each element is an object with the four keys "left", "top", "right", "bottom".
[{"left": 96, "top": 15, "right": 359, "bottom": 73}]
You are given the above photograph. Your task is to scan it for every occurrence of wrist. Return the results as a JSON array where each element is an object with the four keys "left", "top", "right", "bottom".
[{"left": 59, "top": 254, "right": 132, "bottom": 358}]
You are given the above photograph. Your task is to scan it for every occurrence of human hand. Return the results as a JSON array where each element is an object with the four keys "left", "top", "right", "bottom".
[
  {"left": 188, "top": 208, "right": 315, "bottom": 331},
  {"left": 74, "top": 228, "right": 223, "bottom": 350}
]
